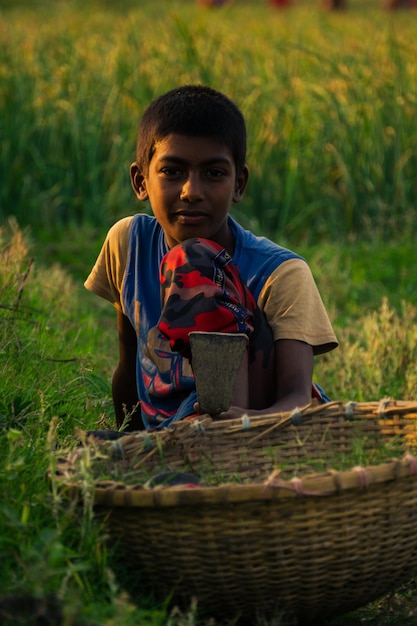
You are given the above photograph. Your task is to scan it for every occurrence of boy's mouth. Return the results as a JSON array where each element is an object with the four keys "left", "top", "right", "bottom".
[{"left": 175, "top": 210, "right": 208, "bottom": 224}]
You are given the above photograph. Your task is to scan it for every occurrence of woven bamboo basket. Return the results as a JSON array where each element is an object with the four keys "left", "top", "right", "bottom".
[{"left": 54, "top": 400, "right": 417, "bottom": 625}]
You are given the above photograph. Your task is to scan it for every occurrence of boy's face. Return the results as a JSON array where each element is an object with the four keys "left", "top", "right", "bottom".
[{"left": 130, "top": 134, "right": 248, "bottom": 252}]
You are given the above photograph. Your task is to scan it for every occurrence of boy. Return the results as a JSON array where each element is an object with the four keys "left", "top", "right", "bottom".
[{"left": 85, "top": 85, "right": 338, "bottom": 431}]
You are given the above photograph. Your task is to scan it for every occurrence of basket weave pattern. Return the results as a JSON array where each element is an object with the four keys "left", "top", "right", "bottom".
[{"left": 55, "top": 400, "right": 417, "bottom": 624}]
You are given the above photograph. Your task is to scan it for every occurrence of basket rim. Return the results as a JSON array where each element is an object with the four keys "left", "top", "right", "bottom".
[
  {"left": 55, "top": 453, "right": 417, "bottom": 508},
  {"left": 53, "top": 399, "right": 417, "bottom": 507}
]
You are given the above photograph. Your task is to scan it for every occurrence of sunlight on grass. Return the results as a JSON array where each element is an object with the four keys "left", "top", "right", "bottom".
[
  {"left": 1, "top": 0, "right": 417, "bottom": 243},
  {"left": 1, "top": 221, "right": 417, "bottom": 624},
  {"left": 2, "top": 0, "right": 417, "bottom": 623}
]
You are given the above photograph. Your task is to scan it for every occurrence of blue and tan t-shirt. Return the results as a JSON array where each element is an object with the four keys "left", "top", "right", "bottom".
[{"left": 85, "top": 214, "right": 338, "bottom": 427}]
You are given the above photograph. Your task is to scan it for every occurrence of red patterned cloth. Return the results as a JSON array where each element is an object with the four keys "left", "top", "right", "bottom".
[
  {"left": 158, "top": 238, "right": 258, "bottom": 359},
  {"left": 157, "top": 238, "right": 331, "bottom": 410}
]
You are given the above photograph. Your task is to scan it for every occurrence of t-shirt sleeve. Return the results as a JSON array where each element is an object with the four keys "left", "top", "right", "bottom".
[
  {"left": 84, "top": 216, "right": 134, "bottom": 313},
  {"left": 258, "top": 258, "right": 338, "bottom": 355}
]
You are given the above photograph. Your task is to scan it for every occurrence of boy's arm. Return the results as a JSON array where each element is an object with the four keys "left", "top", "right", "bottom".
[
  {"left": 112, "top": 310, "right": 144, "bottom": 430},
  {"left": 272, "top": 338, "right": 314, "bottom": 410},
  {"left": 220, "top": 338, "right": 313, "bottom": 419}
]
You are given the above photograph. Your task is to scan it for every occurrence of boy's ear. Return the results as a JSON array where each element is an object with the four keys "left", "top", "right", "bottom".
[
  {"left": 233, "top": 165, "right": 249, "bottom": 203},
  {"left": 130, "top": 163, "right": 148, "bottom": 201}
]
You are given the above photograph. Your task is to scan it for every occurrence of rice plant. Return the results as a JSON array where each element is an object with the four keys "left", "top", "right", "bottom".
[
  {"left": 2, "top": 0, "right": 417, "bottom": 623},
  {"left": 1, "top": 0, "right": 417, "bottom": 244},
  {"left": 1, "top": 218, "right": 417, "bottom": 624}
]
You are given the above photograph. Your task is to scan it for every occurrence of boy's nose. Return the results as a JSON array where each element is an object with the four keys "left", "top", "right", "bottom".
[{"left": 180, "top": 174, "right": 204, "bottom": 202}]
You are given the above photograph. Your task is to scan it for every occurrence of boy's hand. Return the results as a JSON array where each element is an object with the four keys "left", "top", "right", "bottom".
[
  {"left": 193, "top": 401, "right": 249, "bottom": 420},
  {"left": 194, "top": 397, "right": 313, "bottom": 420}
]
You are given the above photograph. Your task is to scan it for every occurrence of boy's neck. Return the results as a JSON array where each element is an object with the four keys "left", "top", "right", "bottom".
[{"left": 162, "top": 217, "right": 236, "bottom": 256}]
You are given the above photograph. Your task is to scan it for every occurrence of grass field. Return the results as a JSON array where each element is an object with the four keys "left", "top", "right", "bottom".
[
  {"left": 1, "top": 0, "right": 417, "bottom": 624},
  {"left": 1, "top": 0, "right": 417, "bottom": 245}
]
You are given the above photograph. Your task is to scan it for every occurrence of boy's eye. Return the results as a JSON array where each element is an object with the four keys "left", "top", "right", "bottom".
[
  {"left": 206, "top": 168, "right": 227, "bottom": 179},
  {"left": 159, "top": 167, "right": 228, "bottom": 180},
  {"left": 160, "top": 167, "right": 183, "bottom": 177}
]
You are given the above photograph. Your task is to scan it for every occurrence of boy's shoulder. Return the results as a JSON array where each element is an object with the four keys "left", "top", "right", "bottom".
[
  {"left": 109, "top": 213, "right": 154, "bottom": 232},
  {"left": 230, "top": 218, "right": 305, "bottom": 299},
  {"left": 231, "top": 218, "right": 303, "bottom": 263},
  {"left": 107, "top": 213, "right": 158, "bottom": 245}
]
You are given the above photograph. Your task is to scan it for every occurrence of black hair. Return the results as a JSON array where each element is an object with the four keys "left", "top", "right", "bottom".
[{"left": 135, "top": 85, "right": 247, "bottom": 175}]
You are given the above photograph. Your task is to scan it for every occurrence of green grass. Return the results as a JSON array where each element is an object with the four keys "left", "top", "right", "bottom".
[
  {"left": 0, "top": 225, "right": 181, "bottom": 625},
  {"left": 1, "top": 0, "right": 417, "bottom": 245},
  {"left": 2, "top": 224, "right": 417, "bottom": 625},
  {"left": 2, "top": 0, "right": 417, "bottom": 624}
]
